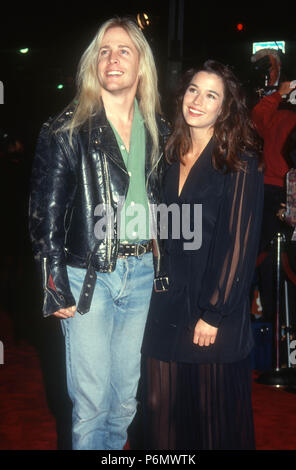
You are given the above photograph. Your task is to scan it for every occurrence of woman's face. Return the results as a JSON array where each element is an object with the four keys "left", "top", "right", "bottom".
[{"left": 182, "top": 71, "right": 224, "bottom": 135}]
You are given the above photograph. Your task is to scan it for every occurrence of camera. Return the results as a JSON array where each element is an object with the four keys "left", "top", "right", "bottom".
[
  {"left": 249, "top": 48, "right": 285, "bottom": 101},
  {"left": 250, "top": 54, "right": 279, "bottom": 99}
]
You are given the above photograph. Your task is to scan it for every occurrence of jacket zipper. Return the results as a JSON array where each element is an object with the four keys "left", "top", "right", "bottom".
[
  {"left": 42, "top": 257, "right": 62, "bottom": 307},
  {"left": 146, "top": 151, "right": 164, "bottom": 277},
  {"left": 103, "top": 154, "right": 113, "bottom": 272}
]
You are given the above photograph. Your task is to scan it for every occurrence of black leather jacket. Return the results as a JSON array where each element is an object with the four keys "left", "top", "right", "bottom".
[{"left": 29, "top": 105, "right": 170, "bottom": 317}]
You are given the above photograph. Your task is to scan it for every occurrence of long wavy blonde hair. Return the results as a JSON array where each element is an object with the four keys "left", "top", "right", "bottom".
[{"left": 57, "top": 17, "right": 162, "bottom": 165}]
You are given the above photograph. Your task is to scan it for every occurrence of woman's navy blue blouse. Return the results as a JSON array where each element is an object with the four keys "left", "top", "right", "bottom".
[{"left": 142, "top": 139, "right": 264, "bottom": 364}]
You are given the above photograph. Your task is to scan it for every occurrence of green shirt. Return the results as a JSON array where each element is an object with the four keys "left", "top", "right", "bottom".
[{"left": 109, "top": 100, "right": 150, "bottom": 242}]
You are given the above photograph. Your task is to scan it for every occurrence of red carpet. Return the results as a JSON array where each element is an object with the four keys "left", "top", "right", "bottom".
[
  {"left": 1, "top": 309, "right": 296, "bottom": 451},
  {"left": 0, "top": 311, "right": 56, "bottom": 450}
]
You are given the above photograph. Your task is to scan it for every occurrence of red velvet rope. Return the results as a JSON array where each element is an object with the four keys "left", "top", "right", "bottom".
[
  {"left": 255, "top": 251, "right": 296, "bottom": 285},
  {"left": 256, "top": 251, "right": 269, "bottom": 267},
  {"left": 281, "top": 252, "right": 296, "bottom": 286}
]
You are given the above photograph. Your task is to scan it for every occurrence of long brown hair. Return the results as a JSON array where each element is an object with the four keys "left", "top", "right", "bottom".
[{"left": 166, "top": 60, "right": 262, "bottom": 171}]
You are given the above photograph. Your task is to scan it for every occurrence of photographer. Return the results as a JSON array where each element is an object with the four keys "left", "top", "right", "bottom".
[{"left": 251, "top": 49, "right": 296, "bottom": 323}]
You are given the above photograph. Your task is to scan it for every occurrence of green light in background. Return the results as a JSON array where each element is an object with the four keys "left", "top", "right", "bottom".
[
  {"left": 19, "top": 48, "right": 29, "bottom": 54},
  {"left": 57, "top": 84, "right": 64, "bottom": 90}
]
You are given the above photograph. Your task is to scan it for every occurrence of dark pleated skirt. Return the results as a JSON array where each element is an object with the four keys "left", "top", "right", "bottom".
[{"left": 142, "top": 355, "right": 255, "bottom": 450}]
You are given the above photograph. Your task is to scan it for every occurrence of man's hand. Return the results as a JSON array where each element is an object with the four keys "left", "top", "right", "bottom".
[
  {"left": 276, "top": 202, "right": 287, "bottom": 222},
  {"left": 53, "top": 305, "right": 76, "bottom": 319},
  {"left": 193, "top": 318, "right": 218, "bottom": 347},
  {"left": 279, "top": 81, "right": 296, "bottom": 97}
]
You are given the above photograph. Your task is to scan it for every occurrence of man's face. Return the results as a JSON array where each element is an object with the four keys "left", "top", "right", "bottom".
[{"left": 97, "top": 26, "right": 140, "bottom": 97}]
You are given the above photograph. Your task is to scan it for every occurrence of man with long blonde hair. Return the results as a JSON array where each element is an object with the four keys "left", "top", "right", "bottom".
[{"left": 29, "top": 17, "right": 169, "bottom": 450}]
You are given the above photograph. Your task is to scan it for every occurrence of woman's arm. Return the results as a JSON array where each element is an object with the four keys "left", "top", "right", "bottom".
[{"left": 195, "top": 155, "right": 264, "bottom": 345}]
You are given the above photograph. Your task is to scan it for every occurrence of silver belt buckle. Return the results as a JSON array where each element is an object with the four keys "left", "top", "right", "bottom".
[
  {"left": 154, "top": 276, "right": 169, "bottom": 292},
  {"left": 136, "top": 243, "right": 146, "bottom": 256}
]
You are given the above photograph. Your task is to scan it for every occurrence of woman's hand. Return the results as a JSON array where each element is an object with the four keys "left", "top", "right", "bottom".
[{"left": 193, "top": 318, "right": 218, "bottom": 346}]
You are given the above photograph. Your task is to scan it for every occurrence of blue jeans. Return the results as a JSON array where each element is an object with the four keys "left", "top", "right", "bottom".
[{"left": 60, "top": 253, "right": 154, "bottom": 450}]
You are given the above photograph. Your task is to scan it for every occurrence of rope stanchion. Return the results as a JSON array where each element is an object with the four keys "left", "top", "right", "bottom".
[
  {"left": 256, "top": 233, "right": 296, "bottom": 388},
  {"left": 281, "top": 252, "right": 296, "bottom": 371}
]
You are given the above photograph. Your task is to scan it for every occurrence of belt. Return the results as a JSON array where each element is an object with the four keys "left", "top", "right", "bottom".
[
  {"left": 77, "top": 240, "right": 153, "bottom": 315},
  {"left": 118, "top": 240, "right": 153, "bottom": 258}
]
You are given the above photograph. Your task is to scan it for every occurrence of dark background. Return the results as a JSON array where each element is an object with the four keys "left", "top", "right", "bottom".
[
  {"left": 0, "top": 1, "right": 296, "bottom": 449},
  {"left": 1, "top": 2, "right": 296, "bottom": 150}
]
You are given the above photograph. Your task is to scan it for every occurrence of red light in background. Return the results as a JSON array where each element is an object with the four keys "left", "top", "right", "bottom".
[{"left": 237, "top": 23, "right": 244, "bottom": 31}]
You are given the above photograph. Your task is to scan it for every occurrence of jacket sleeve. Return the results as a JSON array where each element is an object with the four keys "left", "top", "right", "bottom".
[
  {"left": 252, "top": 91, "right": 282, "bottom": 136},
  {"left": 29, "top": 121, "right": 77, "bottom": 317},
  {"left": 198, "top": 156, "right": 264, "bottom": 327}
]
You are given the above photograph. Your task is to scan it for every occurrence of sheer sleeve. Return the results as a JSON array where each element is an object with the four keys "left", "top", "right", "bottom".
[{"left": 198, "top": 155, "right": 264, "bottom": 328}]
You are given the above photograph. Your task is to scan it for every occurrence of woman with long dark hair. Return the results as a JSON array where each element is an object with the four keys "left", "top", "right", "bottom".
[{"left": 141, "top": 60, "right": 264, "bottom": 450}]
